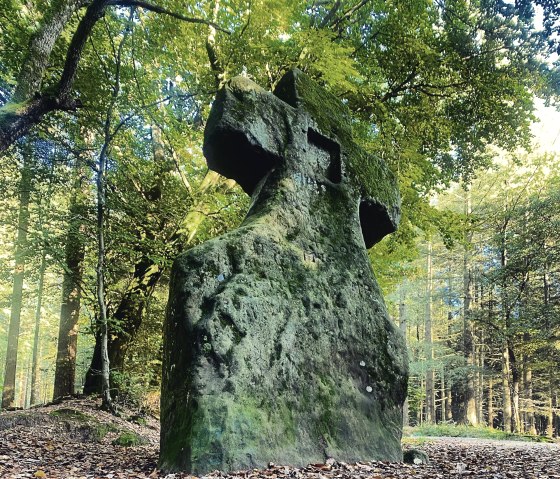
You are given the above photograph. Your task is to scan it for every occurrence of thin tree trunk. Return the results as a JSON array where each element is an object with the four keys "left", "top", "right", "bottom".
[
  {"left": 83, "top": 257, "right": 162, "bottom": 394},
  {"left": 53, "top": 169, "right": 87, "bottom": 399},
  {"left": 500, "top": 180, "right": 512, "bottom": 434},
  {"left": 477, "top": 330, "right": 485, "bottom": 424},
  {"left": 511, "top": 346, "right": 521, "bottom": 433},
  {"left": 502, "top": 341, "right": 513, "bottom": 433},
  {"left": 547, "top": 379, "right": 554, "bottom": 438},
  {"left": 425, "top": 241, "right": 435, "bottom": 423},
  {"left": 30, "top": 250, "right": 47, "bottom": 406},
  {"left": 399, "top": 298, "right": 409, "bottom": 427},
  {"left": 2, "top": 155, "right": 32, "bottom": 409},
  {"left": 522, "top": 343, "right": 536, "bottom": 435},
  {"left": 441, "top": 368, "right": 446, "bottom": 423},
  {"left": 463, "top": 189, "right": 477, "bottom": 425},
  {"left": 97, "top": 142, "right": 113, "bottom": 412},
  {"left": 488, "top": 377, "right": 494, "bottom": 428}
]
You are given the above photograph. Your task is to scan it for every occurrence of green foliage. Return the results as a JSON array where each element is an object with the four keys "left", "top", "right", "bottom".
[{"left": 409, "top": 423, "right": 553, "bottom": 442}]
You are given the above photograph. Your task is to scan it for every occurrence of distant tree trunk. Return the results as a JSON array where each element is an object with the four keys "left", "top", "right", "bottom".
[
  {"left": 440, "top": 368, "right": 447, "bottom": 422},
  {"left": 53, "top": 170, "right": 87, "bottom": 399},
  {"left": 547, "top": 378, "right": 554, "bottom": 438},
  {"left": 30, "top": 250, "right": 47, "bottom": 406},
  {"left": 2, "top": 156, "right": 32, "bottom": 409},
  {"left": 24, "top": 360, "right": 31, "bottom": 408},
  {"left": 522, "top": 340, "right": 536, "bottom": 435},
  {"left": 477, "top": 330, "right": 485, "bottom": 424},
  {"left": 502, "top": 340, "right": 513, "bottom": 433},
  {"left": 488, "top": 376, "right": 494, "bottom": 428},
  {"left": 462, "top": 189, "right": 477, "bottom": 425},
  {"left": 399, "top": 299, "right": 409, "bottom": 427},
  {"left": 425, "top": 241, "right": 435, "bottom": 423},
  {"left": 511, "top": 346, "right": 521, "bottom": 433}
]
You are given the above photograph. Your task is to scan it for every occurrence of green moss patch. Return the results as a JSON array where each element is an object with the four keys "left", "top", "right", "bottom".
[{"left": 112, "top": 431, "right": 148, "bottom": 447}]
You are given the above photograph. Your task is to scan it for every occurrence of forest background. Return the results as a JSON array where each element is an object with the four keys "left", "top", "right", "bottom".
[{"left": 1, "top": 0, "right": 560, "bottom": 437}]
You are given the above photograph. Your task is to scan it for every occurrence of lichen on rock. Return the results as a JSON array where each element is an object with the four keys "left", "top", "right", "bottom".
[{"left": 160, "top": 69, "right": 408, "bottom": 474}]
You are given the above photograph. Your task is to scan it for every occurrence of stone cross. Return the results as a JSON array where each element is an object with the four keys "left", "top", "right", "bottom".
[{"left": 160, "top": 70, "right": 408, "bottom": 474}]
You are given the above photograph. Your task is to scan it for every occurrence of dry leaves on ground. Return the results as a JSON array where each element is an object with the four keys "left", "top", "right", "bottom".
[{"left": 0, "top": 399, "right": 558, "bottom": 478}]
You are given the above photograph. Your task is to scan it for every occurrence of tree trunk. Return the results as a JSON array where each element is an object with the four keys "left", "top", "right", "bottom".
[
  {"left": 53, "top": 170, "right": 87, "bottom": 399},
  {"left": 0, "top": 0, "right": 86, "bottom": 151},
  {"left": 399, "top": 299, "right": 409, "bottom": 427},
  {"left": 510, "top": 346, "right": 521, "bottom": 433},
  {"left": 425, "top": 241, "right": 435, "bottom": 423},
  {"left": 2, "top": 156, "right": 32, "bottom": 409},
  {"left": 13, "top": 0, "right": 85, "bottom": 103},
  {"left": 502, "top": 341, "right": 513, "bottom": 433},
  {"left": 441, "top": 368, "right": 447, "bottom": 423},
  {"left": 522, "top": 343, "right": 536, "bottom": 435},
  {"left": 83, "top": 256, "right": 162, "bottom": 394},
  {"left": 96, "top": 141, "right": 113, "bottom": 412},
  {"left": 30, "top": 250, "right": 47, "bottom": 406},
  {"left": 488, "top": 376, "right": 494, "bottom": 428},
  {"left": 547, "top": 379, "right": 554, "bottom": 438},
  {"left": 477, "top": 330, "right": 485, "bottom": 424},
  {"left": 463, "top": 189, "right": 477, "bottom": 425}
]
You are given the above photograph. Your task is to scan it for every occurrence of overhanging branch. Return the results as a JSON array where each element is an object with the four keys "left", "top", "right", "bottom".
[{"left": 106, "top": 0, "right": 230, "bottom": 33}]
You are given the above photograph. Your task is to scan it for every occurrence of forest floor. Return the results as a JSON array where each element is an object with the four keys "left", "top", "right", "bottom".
[{"left": 0, "top": 398, "right": 559, "bottom": 479}]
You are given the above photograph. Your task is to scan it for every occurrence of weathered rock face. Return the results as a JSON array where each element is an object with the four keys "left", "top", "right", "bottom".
[{"left": 160, "top": 70, "right": 408, "bottom": 474}]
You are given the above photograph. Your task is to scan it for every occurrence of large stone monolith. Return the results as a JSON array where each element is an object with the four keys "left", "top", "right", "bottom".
[{"left": 160, "top": 70, "right": 408, "bottom": 473}]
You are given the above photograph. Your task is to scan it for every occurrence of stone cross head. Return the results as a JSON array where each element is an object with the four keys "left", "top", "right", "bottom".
[{"left": 203, "top": 69, "right": 400, "bottom": 248}]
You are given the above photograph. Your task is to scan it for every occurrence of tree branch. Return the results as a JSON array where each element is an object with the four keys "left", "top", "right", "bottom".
[
  {"left": 106, "top": 0, "right": 230, "bottom": 33},
  {"left": 380, "top": 68, "right": 418, "bottom": 102},
  {"left": 0, "top": 0, "right": 229, "bottom": 152}
]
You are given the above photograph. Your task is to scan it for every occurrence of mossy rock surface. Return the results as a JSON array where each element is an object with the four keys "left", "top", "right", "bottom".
[{"left": 161, "top": 70, "right": 407, "bottom": 474}]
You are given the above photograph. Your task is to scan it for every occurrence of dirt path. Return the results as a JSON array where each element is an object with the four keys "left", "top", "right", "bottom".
[{"left": 1, "top": 400, "right": 558, "bottom": 478}]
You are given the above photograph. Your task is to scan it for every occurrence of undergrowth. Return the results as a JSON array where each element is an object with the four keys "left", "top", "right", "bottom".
[{"left": 404, "top": 423, "right": 553, "bottom": 443}]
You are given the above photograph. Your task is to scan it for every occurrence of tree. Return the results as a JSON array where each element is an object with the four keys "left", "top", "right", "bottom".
[
  {"left": 53, "top": 162, "right": 89, "bottom": 399},
  {"left": 2, "top": 150, "right": 32, "bottom": 409},
  {"left": 0, "top": 0, "right": 226, "bottom": 151}
]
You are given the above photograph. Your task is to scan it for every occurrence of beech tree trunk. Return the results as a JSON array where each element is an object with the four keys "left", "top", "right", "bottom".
[
  {"left": 53, "top": 170, "right": 87, "bottom": 399},
  {"left": 463, "top": 189, "right": 477, "bottom": 425},
  {"left": 0, "top": 0, "right": 85, "bottom": 151},
  {"left": 511, "top": 346, "right": 521, "bottom": 433},
  {"left": 547, "top": 379, "right": 554, "bottom": 438},
  {"left": 399, "top": 299, "right": 409, "bottom": 427},
  {"left": 0, "top": 0, "right": 224, "bottom": 152},
  {"left": 488, "top": 377, "right": 494, "bottom": 428},
  {"left": 30, "top": 250, "right": 47, "bottom": 406},
  {"left": 476, "top": 330, "right": 485, "bottom": 424},
  {"left": 522, "top": 344, "right": 536, "bottom": 435},
  {"left": 502, "top": 340, "right": 513, "bottom": 433},
  {"left": 2, "top": 156, "right": 32, "bottom": 409},
  {"left": 425, "top": 241, "right": 435, "bottom": 423}
]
